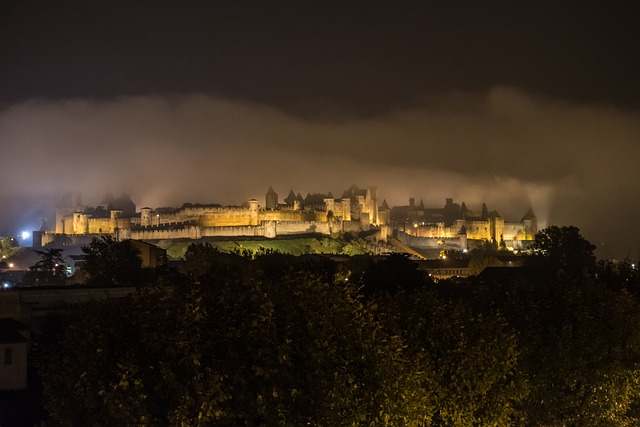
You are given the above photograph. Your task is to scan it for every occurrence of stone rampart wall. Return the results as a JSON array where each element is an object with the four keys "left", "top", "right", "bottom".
[
  {"left": 201, "top": 226, "right": 266, "bottom": 237},
  {"left": 397, "top": 231, "right": 467, "bottom": 250},
  {"left": 199, "top": 211, "right": 254, "bottom": 227},
  {"left": 86, "top": 217, "right": 131, "bottom": 234},
  {"left": 270, "top": 221, "right": 332, "bottom": 236},
  {"left": 406, "top": 224, "right": 454, "bottom": 238},
  {"left": 503, "top": 223, "right": 526, "bottom": 241},
  {"left": 260, "top": 210, "right": 308, "bottom": 222},
  {"left": 126, "top": 226, "right": 201, "bottom": 240},
  {"left": 342, "top": 221, "right": 363, "bottom": 234},
  {"left": 182, "top": 206, "right": 248, "bottom": 215},
  {"left": 40, "top": 233, "right": 95, "bottom": 247},
  {"left": 47, "top": 214, "right": 370, "bottom": 243},
  {"left": 156, "top": 214, "right": 188, "bottom": 224},
  {"left": 464, "top": 220, "right": 492, "bottom": 240}
]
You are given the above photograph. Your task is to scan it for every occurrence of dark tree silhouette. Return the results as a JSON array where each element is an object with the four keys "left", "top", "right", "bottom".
[
  {"left": 40, "top": 264, "right": 427, "bottom": 425},
  {"left": 23, "top": 248, "right": 67, "bottom": 285},
  {"left": 82, "top": 236, "right": 144, "bottom": 286},
  {"left": 363, "top": 253, "right": 427, "bottom": 295},
  {"left": 531, "top": 225, "right": 597, "bottom": 276}
]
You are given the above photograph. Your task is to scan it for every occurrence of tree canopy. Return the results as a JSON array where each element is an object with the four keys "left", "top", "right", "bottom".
[
  {"left": 23, "top": 248, "right": 67, "bottom": 285},
  {"left": 81, "top": 236, "right": 145, "bottom": 286},
  {"left": 40, "top": 260, "right": 430, "bottom": 425},
  {"left": 35, "top": 233, "right": 640, "bottom": 426},
  {"left": 0, "top": 236, "right": 18, "bottom": 258},
  {"left": 530, "top": 225, "right": 597, "bottom": 276}
]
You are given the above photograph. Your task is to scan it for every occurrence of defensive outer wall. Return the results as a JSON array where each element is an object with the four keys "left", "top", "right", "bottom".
[
  {"left": 40, "top": 220, "right": 373, "bottom": 246},
  {"left": 118, "top": 220, "right": 364, "bottom": 240},
  {"left": 43, "top": 187, "right": 535, "bottom": 252}
]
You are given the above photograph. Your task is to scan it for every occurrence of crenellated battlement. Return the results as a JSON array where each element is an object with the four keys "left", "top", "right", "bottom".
[{"left": 47, "top": 187, "right": 535, "bottom": 252}]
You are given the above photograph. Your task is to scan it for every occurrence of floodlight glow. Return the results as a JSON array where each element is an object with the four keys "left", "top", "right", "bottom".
[{"left": 21, "top": 231, "right": 30, "bottom": 240}]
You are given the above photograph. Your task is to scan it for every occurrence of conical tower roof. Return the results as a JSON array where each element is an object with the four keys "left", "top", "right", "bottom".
[
  {"left": 521, "top": 208, "right": 536, "bottom": 221},
  {"left": 284, "top": 189, "right": 296, "bottom": 205}
]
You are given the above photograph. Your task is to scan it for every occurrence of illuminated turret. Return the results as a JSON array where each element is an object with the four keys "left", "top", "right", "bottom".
[
  {"left": 249, "top": 199, "right": 259, "bottom": 225},
  {"left": 341, "top": 198, "right": 351, "bottom": 221},
  {"left": 110, "top": 210, "right": 123, "bottom": 233},
  {"left": 55, "top": 192, "right": 82, "bottom": 234},
  {"left": 140, "top": 207, "right": 152, "bottom": 227},
  {"left": 521, "top": 208, "right": 537, "bottom": 240},
  {"left": 72, "top": 212, "right": 89, "bottom": 234},
  {"left": 324, "top": 198, "right": 335, "bottom": 214}
]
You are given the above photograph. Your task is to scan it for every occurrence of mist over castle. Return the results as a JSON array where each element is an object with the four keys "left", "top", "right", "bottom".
[
  {"left": 40, "top": 184, "right": 537, "bottom": 257},
  {"left": 1, "top": 90, "right": 638, "bottom": 260}
]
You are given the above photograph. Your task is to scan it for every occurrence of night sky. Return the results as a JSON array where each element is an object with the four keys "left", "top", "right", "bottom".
[{"left": 1, "top": 1, "right": 639, "bottom": 258}]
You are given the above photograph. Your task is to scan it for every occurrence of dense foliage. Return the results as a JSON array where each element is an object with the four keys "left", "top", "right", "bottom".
[
  {"left": 37, "top": 229, "right": 640, "bottom": 426},
  {"left": 0, "top": 236, "right": 18, "bottom": 258},
  {"left": 81, "top": 235, "right": 147, "bottom": 286},
  {"left": 41, "top": 254, "right": 431, "bottom": 425},
  {"left": 530, "top": 225, "right": 597, "bottom": 276},
  {"left": 23, "top": 248, "right": 67, "bottom": 285}
]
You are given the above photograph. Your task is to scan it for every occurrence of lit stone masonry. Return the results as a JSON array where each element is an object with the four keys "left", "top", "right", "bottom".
[{"left": 41, "top": 187, "right": 535, "bottom": 253}]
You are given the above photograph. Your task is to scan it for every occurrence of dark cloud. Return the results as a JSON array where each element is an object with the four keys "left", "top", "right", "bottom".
[
  {"left": 1, "top": 89, "right": 638, "bottom": 258},
  {"left": 1, "top": 2, "right": 639, "bottom": 112}
]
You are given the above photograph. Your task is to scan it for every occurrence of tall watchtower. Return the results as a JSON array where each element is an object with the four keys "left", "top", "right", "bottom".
[
  {"left": 140, "top": 207, "right": 153, "bottom": 227},
  {"left": 521, "top": 208, "right": 537, "bottom": 240},
  {"left": 249, "top": 199, "right": 259, "bottom": 225},
  {"left": 266, "top": 186, "right": 278, "bottom": 210}
]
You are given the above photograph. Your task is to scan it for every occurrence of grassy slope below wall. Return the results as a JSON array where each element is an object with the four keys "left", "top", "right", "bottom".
[{"left": 157, "top": 235, "right": 345, "bottom": 260}]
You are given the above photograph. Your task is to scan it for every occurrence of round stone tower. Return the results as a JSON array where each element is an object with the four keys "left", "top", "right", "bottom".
[
  {"left": 249, "top": 199, "right": 259, "bottom": 226},
  {"left": 73, "top": 212, "right": 89, "bottom": 234},
  {"left": 110, "top": 210, "right": 123, "bottom": 233}
]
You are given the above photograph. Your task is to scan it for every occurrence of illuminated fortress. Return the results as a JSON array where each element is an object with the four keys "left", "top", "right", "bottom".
[
  {"left": 393, "top": 197, "right": 537, "bottom": 252},
  {"left": 42, "top": 185, "right": 537, "bottom": 252},
  {"left": 47, "top": 185, "right": 383, "bottom": 242}
]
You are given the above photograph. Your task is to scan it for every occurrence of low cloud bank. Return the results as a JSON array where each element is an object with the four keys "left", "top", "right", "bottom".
[{"left": 1, "top": 88, "right": 638, "bottom": 258}]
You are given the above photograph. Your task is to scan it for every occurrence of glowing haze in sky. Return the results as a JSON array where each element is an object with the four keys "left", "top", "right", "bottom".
[{"left": 0, "top": 2, "right": 639, "bottom": 259}]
